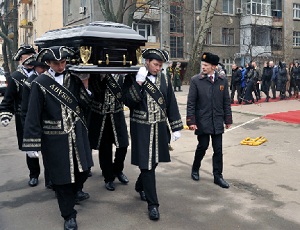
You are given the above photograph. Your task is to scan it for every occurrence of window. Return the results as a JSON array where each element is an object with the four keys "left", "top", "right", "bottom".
[
  {"left": 293, "top": 4, "right": 300, "bottom": 19},
  {"left": 222, "top": 28, "right": 234, "bottom": 45},
  {"left": 204, "top": 28, "right": 212, "bottom": 45},
  {"left": 68, "top": 0, "right": 72, "bottom": 15},
  {"left": 81, "top": 0, "right": 87, "bottom": 7},
  {"left": 271, "top": 28, "right": 282, "bottom": 51},
  {"left": 242, "top": 0, "right": 271, "bottom": 16},
  {"left": 132, "top": 23, "right": 152, "bottom": 39},
  {"left": 222, "top": 59, "right": 232, "bottom": 75},
  {"left": 252, "top": 26, "right": 270, "bottom": 46},
  {"left": 170, "top": 36, "right": 183, "bottom": 58},
  {"left": 223, "top": 0, "right": 234, "bottom": 14},
  {"left": 197, "top": 0, "right": 202, "bottom": 11},
  {"left": 170, "top": 1, "right": 184, "bottom": 58},
  {"left": 170, "top": 3, "right": 183, "bottom": 33},
  {"left": 293, "top": 31, "right": 300, "bottom": 47}
]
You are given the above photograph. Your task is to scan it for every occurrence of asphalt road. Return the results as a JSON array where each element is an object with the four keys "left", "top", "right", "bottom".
[{"left": 1, "top": 87, "right": 300, "bottom": 230}]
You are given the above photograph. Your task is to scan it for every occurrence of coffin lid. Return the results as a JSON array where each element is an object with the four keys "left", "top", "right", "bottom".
[{"left": 35, "top": 21, "right": 147, "bottom": 48}]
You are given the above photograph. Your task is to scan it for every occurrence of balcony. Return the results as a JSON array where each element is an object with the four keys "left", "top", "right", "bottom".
[
  {"left": 133, "top": 7, "right": 160, "bottom": 21},
  {"left": 19, "top": 19, "right": 33, "bottom": 28},
  {"left": 272, "top": 10, "right": 282, "bottom": 27}
]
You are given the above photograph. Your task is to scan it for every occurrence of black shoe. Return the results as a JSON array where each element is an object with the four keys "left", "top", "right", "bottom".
[
  {"left": 148, "top": 206, "right": 160, "bottom": 220},
  {"left": 214, "top": 177, "right": 230, "bottom": 189},
  {"left": 88, "top": 170, "right": 92, "bottom": 177},
  {"left": 105, "top": 181, "right": 115, "bottom": 191},
  {"left": 191, "top": 171, "right": 199, "bottom": 181},
  {"left": 116, "top": 172, "right": 129, "bottom": 184},
  {"left": 45, "top": 181, "right": 53, "bottom": 190},
  {"left": 265, "top": 97, "right": 269, "bottom": 102},
  {"left": 272, "top": 96, "right": 276, "bottom": 99},
  {"left": 64, "top": 218, "right": 77, "bottom": 230},
  {"left": 138, "top": 190, "right": 147, "bottom": 201},
  {"left": 179, "top": 89, "right": 182, "bottom": 92},
  {"left": 28, "top": 178, "right": 38, "bottom": 187},
  {"left": 75, "top": 190, "right": 90, "bottom": 204}
]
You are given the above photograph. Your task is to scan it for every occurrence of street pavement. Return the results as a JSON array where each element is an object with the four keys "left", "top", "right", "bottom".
[{"left": 1, "top": 86, "right": 300, "bottom": 230}]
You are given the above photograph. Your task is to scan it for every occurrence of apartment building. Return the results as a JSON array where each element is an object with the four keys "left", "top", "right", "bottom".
[{"left": 18, "top": 0, "right": 63, "bottom": 48}]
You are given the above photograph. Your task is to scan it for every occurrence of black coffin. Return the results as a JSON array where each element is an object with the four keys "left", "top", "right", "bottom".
[{"left": 34, "top": 21, "right": 146, "bottom": 73}]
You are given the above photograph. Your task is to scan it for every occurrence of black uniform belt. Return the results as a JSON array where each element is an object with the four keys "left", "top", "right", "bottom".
[{"left": 143, "top": 77, "right": 166, "bottom": 115}]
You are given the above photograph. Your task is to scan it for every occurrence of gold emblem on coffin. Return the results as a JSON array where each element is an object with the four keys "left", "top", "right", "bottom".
[
  {"left": 80, "top": 46, "right": 93, "bottom": 65},
  {"left": 158, "top": 97, "right": 164, "bottom": 105},
  {"left": 136, "top": 47, "right": 143, "bottom": 66}
]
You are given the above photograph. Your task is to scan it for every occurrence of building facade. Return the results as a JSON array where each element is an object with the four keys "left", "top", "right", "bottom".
[
  {"left": 18, "top": 0, "right": 63, "bottom": 48},
  {"left": 63, "top": 1, "right": 300, "bottom": 75}
]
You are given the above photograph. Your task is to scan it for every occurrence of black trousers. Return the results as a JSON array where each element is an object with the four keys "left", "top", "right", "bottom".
[
  {"left": 55, "top": 169, "right": 89, "bottom": 220},
  {"left": 230, "top": 84, "right": 241, "bottom": 103},
  {"left": 99, "top": 117, "right": 127, "bottom": 183},
  {"left": 262, "top": 80, "right": 271, "bottom": 98},
  {"left": 135, "top": 164, "right": 159, "bottom": 209},
  {"left": 26, "top": 155, "right": 40, "bottom": 179},
  {"left": 26, "top": 154, "right": 51, "bottom": 185},
  {"left": 192, "top": 134, "right": 223, "bottom": 177},
  {"left": 271, "top": 80, "right": 277, "bottom": 98}
]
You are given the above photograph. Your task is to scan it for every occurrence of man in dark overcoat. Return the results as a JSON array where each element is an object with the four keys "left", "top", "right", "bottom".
[
  {"left": 0, "top": 45, "right": 38, "bottom": 186},
  {"left": 22, "top": 46, "right": 93, "bottom": 230},
  {"left": 123, "top": 48, "right": 183, "bottom": 221},
  {"left": 187, "top": 52, "right": 232, "bottom": 189}
]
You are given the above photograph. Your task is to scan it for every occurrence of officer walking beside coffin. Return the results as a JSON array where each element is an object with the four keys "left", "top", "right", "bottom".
[
  {"left": 123, "top": 48, "right": 183, "bottom": 220},
  {"left": 187, "top": 52, "right": 232, "bottom": 189},
  {"left": 0, "top": 45, "right": 39, "bottom": 187},
  {"left": 22, "top": 46, "right": 93, "bottom": 230}
]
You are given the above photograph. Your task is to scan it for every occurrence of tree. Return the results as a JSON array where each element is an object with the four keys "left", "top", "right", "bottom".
[
  {"left": 184, "top": 0, "right": 219, "bottom": 83},
  {"left": 0, "top": 0, "right": 19, "bottom": 78},
  {"left": 98, "top": 0, "right": 159, "bottom": 26}
]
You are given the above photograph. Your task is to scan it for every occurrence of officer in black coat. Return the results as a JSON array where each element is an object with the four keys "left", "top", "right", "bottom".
[
  {"left": 0, "top": 45, "right": 38, "bottom": 186},
  {"left": 187, "top": 52, "right": 232, "bottom": 189}
]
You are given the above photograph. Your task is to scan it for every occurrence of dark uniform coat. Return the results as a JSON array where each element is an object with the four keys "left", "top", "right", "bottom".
[
  {"left": 166, "top": 66, "right": 173, "bottom": 80},
  {"left": 173, "top": 66, "right": 182, "bottom": 87},
  {"left": 21, "top": 72, "right": 38, "bottom": 126},
  {"left": 22, "top": 71, "right": 93, "bottom": 185},
  {"left": 88, "top": 75, "right": 129, "bottom": 149},
  {"left": 186, "top": 72, "right": 232, "bottom": 135},
  {"left": 123, "top": 73, "right": 183, "bottom": 170},
  {"left": 0, "top": 67, "right": 32, "bottom": 149}
]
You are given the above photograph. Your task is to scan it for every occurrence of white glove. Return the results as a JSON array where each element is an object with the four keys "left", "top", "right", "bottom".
[
  {"left": 1, "top": 119, "right": 10, "bottom": 127},
  {"left": 136, "top": 66, "right": 148, "bottom": 83},
  {"left": 26, "top": 151, "right": 39, "bottom": 158},
  {"left": 172, "top": 131, "right": 181, "bottom": 142}
]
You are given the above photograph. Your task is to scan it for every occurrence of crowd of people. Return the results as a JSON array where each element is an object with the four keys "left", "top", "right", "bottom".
[{"left": 229, "top": 60, "right": 300, "bottom": 105}]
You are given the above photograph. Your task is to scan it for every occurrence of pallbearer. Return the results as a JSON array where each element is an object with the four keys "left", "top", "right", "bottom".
[
  {"left": 123, "top": 48, "right": 183, "bottom": 220},
  {"left": 22, "top": 46, "right": 93, "bottom": 230}
]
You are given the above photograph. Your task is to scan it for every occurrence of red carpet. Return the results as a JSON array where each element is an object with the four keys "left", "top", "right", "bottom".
[
  {"left": 263, "top": 110, "right": 300, "bottom": 124},
  {"left": 231, "top": 96, "right": 297, "bottom": 106}
]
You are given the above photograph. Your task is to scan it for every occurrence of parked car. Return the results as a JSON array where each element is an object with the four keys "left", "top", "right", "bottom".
[{"left": 0, "top": 68, "right": 7, "bottom": 96}]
